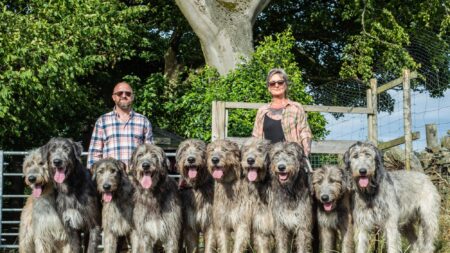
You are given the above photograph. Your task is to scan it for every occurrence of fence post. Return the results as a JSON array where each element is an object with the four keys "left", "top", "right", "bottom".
[
  {"left": 367, "top": 78, "right": 378, "bottom": 145},
  {"left": 403, "top": 69, "right": 412, "bottom": 170},
  {"left": 0, "top": 150, "right": 3, "bottom": 247},
  {"left": 211, "top": 101, "right": 226, "bottom": 141},
  {"left": 425, "top": 124, "right": 439, "bottom": 149}
]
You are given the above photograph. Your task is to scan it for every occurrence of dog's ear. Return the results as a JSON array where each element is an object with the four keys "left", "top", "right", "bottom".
[
  {"left": 91, "top": 161, "right": 98, "bottom": 181},
  {"left": 339, "top": 166, "right": 353, "bottom": 192},
  {"left": 343, "top": 147, "right": 352, "bottom": 171},
  {"left": 72, "top": 140, "right": 83, "bottom": 158},
  {"left": 373, "top": 145, "right": 385, "bottom": 184}
]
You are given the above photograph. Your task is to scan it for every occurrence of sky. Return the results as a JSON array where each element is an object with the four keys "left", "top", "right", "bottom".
[{"left": 324, "top": 89, "right": 450, "bottom": 152}]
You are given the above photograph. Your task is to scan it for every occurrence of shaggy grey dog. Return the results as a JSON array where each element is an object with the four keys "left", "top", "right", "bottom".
[
  {"left": 312, "top": 165, "right": 353, "bottom": 253},
  {"left": 207, "top": 139, "right": 250, "bottom": 253},
  {"left": 42, "top": 137, "right": 100, "bottom": 253},
  {"left": 19, "top": 148, "right": 71, "bottom": 253},
  {"left": 344, "top": 141, "right": 441, "bottom": 253},
  {"left": 91, "top": 158, "right": 135, "bottom": 253},
  {"left": 129, "top": 143, "right": 182, "bottom": 253},
  {"left": 176, "top": 139, "right": 215, "bottom": 253},
  {"left": 240, "top": 138, "right": 274, "bottom": 253},
  {"left": 269, "top": 141, "right": 313, "bottom": 253}
]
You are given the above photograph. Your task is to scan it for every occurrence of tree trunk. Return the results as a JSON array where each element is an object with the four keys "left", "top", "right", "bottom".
[{"left": 175, "top": 0, "right": 271, "bottom": 75}]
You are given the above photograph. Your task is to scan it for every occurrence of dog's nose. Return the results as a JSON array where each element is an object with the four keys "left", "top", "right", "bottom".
[
  {"left": 321, "top": 195, "right": 329, "bottom": 202},
  {"left": 247, "top": 157, "right": 255, "bottom": 165},
  {"left": 103, "top": 183, "right": 111, "bottom": 190},
  {"left": 359, "top": 168, "right": 367, "bottom": 175},
  {"left": 187, "top": 156, "right": 195, "bottom": 164},
  {"left": 142, "top": 162, "right": 150, "bottom": 170},
  {"left": 27, "top": 175, "right": 36, "bottom": 183},
  {"left": 53, "top": 159, "right": 63, "bottom": 167},
  {"left": 278, "top": 164, "right": 286, "bottom": 172},
  {"left": 211, "top": 157, "right": 219, "bottom": 165}
]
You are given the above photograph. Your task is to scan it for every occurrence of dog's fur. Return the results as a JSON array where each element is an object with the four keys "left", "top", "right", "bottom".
[
  {"left": 42, "top": 137, "right": 100, "bottom": 253},
  {"left": 312, "top": 165, "right": 353, "bottom": 253},
  {"left": 129, "top": 143, "right": 182, "bottom": 253},
  {"left": 344, "top": 142, "right": 441, "bottom": 253},
  {"left": 176, "top": 139, "right": 215, "bottom": 253},
  {"left": 207, "top": 139, "right": 250, "bottom": 253},
  {"left": 240, "top": 138, "right": 274, "bottom": 253},
  {"left": 91, "top": 158, "right": 135, "bottom": 253},
  {"left": 269, "top": 141, "right": 314, "bottom": 253},
  {"left": 19, "top": 148, "right": 71, "bottom": 253}
]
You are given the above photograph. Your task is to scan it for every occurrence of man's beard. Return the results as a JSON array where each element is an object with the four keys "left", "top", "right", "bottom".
[{"left": 118, "top": 101, "right": 132, "bottom": 110}]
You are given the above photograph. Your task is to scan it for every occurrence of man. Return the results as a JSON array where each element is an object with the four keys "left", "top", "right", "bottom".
[{"left": 87, "top": 81, "right": 153, "bottom": 170}]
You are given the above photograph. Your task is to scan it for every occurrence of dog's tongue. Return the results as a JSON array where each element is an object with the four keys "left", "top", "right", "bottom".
[
  {"left": 212, "top": 169, "right": 223, "bottom": 179},
  {"left": 359, "top": 177, "right": 369, "bottom": 188},
  {"left": 32, "top": 185, "right": 42, "bottom": 198},
  {"left": 54, "top": 169, "right": 66, "bottom": 183},
  {"left": 140, "top": 175, "right": 152, "bottom": 189},
  {"left": 324, "top": 202, "right": 333, "bottom": 212},
  {"left": 103, "top": 192, "right": 113, "bottom": 202},
  {"left": 247, "top": 169, "right": 258, "bottom": 182},
  {"left": 188, "top": 168, "right": 198, "bottom": 179},
  {"left": 279, "top": 173, "right": 288, "bottom": 181}
]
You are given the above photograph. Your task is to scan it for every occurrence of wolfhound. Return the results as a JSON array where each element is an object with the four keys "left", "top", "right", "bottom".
[
  {"left": 42, "top": 137, "right": 101, "bottom": 253},
  {"left": 207, "top": 139, "right": 250, "bottom": 253},
  {"left": 19, "top": 148, "right": 71, "bottom": 253},
  {"left": 269, "top": 141, "right": 314, "bottom": 253},
  {"left": 344, "top": 141, "right": 441, "bottom": 253},
  {"left": 240, "top": 138, "right": 274, "bottom": 253},
  {"left": 312, "top": 165, "right": 353, "bottom": 253},
  {"left": 129, "top": 143, "right": 182, "bottom": 253},
  {"left": 176, "top": 139, "right": 215, "bottom": 253},
  {"left": 91, "top": 158, "right": 135, "bottom": 253}
]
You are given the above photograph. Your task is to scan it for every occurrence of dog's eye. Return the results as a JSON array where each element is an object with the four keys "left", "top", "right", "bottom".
[{"left": 352, "top": 154, "right": 358, "bottom": 159}]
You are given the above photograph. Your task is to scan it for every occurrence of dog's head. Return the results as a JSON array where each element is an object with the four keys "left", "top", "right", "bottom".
[
  {"left": 42, "top": 137, "right": 83, "bottom": 184},
  {"left": 206, "top": 139, "right": 241, "bottom": 183},
  {"left": 344, "top": 141, "right": 384, "bottom": 192},
  {"left": 23, "top": 148, "right": 50, "bottom": 198},
  {"left": 91, "top": 158, "right": 127, "bottom": 203},
  {"left": 175, "top": 139, "right": 208, "bottom": 184},
  {"left": 269, "top": 142, "right": 306, "bottom": 187},
  {"left": 129, "top": 143, "right": 169, "bottom": 190},
  {"left": 241, "top": 138, "right": 271, "bottom": 183},
  {"left": 312, "top": 165, "right": 349, "bottom": 212}
]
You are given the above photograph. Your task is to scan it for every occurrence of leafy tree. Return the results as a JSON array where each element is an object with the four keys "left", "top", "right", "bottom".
[
  {"left": 135, "top": 30, "right": 327, "bottom": 141},
  {"left": 0, "top": 0, "right": 149, "bottom": 149}
]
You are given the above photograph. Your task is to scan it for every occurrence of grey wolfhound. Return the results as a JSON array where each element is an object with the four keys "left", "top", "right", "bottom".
[
  {"left": 269, "top": 141, "right": 313, "bottom": 253},
  {"left": 312, "top": 165, "right": 353, "bottom": 253},
  {"left": 42, "top": 137, "right": 101, "bottom": 253},
  {"left": 344, "top": 141, "right": 441, "bottom": 253},
  {"left": 19, "top": 148, "right": 71, "bottom": 253},
  {"left": 175, "top": 139, "right": 215, "bottom": 253},
  {"left": 207, "top": 139, "right": 251, "bottom": 253},
  {"left": 240, "top": 138, "right": 274, "bottom": 253},
  {"left": 91, "top": 158, "right": 135, "bottom": 253},
  {"left": 129, "top": 143, "right": 182, "bottom": 253}
]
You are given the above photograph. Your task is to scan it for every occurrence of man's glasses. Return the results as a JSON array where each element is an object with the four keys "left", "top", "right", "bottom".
[
  {"left": 113, "top": 91, "right": 132, "bottom": 97},
  {"left": 268, "top": 80, "right": 285, "bottom": 87}
]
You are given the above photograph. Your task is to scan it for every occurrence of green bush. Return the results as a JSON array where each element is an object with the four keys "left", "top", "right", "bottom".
[{"left": 136, "top": 29, "right": 328, "bottom": 141}]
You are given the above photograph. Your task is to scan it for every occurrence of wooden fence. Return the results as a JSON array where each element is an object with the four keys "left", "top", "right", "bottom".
[{"left": 211, "top": 70, "right": 419, "bottom": 168}]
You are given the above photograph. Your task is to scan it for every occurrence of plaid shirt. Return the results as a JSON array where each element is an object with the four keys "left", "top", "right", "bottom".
[
  {"left": 252, "top": 100, "right": 313, "bottom": 153},
  {"left": 87, "top": 108, "right": 153, "bottom": 169}
]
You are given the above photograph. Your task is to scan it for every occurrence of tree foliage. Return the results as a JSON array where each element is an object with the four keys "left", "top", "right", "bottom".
[{"left": 135, "top": 30, "right": 328, "bottom": 141}]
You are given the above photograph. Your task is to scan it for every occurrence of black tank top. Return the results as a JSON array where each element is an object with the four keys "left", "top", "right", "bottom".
[{"left": 263, "top": 113, "right": 285, "bottom": 143}]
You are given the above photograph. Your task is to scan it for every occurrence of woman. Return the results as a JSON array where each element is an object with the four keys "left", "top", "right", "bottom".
[{"left": 252, "top": 68, "right": 312, "bottom": 156}]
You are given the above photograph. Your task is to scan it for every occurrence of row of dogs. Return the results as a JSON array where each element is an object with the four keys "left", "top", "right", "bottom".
[{"left": 19, "top": 137, "right": 441, "bottom": 253}]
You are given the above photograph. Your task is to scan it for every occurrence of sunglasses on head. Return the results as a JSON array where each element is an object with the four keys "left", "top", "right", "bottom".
[
  {"left": 268, "top": 80, "right": 285, "bottom": 87},
  {"left": 113, "top": 91, "right": 132, "bottom": 97}
]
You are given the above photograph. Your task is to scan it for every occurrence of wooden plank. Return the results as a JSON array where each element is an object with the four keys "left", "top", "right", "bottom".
[
  {"left": 425, "top": 124, "right": 439, "bottom": 148},
  {"left": 225, "top": 137, "right": 357, "bottom": 154},
  {"left": 378, "top": 131, "right": 420, "bottom": 150},
  {"left": 211, "top": 101, "right": 226, "bottom": 141},
  {"left": 223, "top": 102, "right": 373, "bottom": 114},
  {"left": 403, "top": 69, "right": 412, "bottom": 170},
  {"left": 377, "top": 70, "right": 417, "bottom": 94},
  {"left": 370, "top": 78, "right": 378, "bottom": 145},
  {"left": 367, "top": 88, "right": 374, "bottom": 144}
]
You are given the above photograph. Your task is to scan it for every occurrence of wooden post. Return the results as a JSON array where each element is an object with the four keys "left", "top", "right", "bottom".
[
  {"left": 403, "top": 69, "right": 412, "bottom": 170},
  {"left": 425, "top": 124, "right": 439, "bottom": 148},
  {"left": 367, "top": 78, "right": 378, "bottom": 145},
  {"left": 211, "top": 101, "right": 226, "bottom": 141}
]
